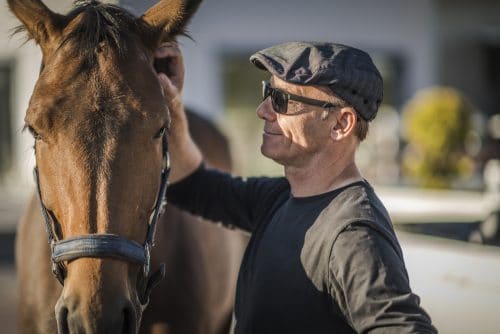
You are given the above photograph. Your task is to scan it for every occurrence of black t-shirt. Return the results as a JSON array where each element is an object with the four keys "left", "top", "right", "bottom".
[{"left": 167, "top": 166, "right": 437, "bottom": 334}]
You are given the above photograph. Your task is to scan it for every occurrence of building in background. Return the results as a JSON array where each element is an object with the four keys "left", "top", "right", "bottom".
[{"left": 0, "top": 1, "right": 77, "bottom": 230}]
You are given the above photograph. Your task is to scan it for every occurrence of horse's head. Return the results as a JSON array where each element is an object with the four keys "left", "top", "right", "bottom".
[{"left": 8, "top": 0, "right": 201, "bottom": 332}]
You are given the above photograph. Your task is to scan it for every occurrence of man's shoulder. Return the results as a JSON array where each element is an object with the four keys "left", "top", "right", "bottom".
[
  {"left": 328, "top": 181, "right": 404, "bottom": 260},
  {"left": 296, "top": 182, "right": 402, "bottom": 292},
  {"left": 312, "top": 181, "right": 398, "bottom": 248},
  {"left": 325, "top": 181, "right": 385, "bottom": 223}
]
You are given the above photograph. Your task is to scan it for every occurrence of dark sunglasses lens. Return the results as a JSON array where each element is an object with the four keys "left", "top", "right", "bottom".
[
  {"left": 262, "top": 81, "right": 287, "bottom": 114},
  {"left": 271, "top": 90, "right": 287, "bottom": 114},
  {"left": 262, "top": 81, "right": 268, "bottom": 100}
]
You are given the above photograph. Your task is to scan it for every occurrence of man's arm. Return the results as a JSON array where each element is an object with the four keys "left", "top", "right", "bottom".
[
  {"left": 155, "top": 42, "right": 202, "bottom": 183},
  {"left": 329, "top": 224, "right": 437, "bottom": 333}
]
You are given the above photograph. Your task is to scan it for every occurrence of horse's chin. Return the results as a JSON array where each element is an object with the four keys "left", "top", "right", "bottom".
[{"left": 53, "top": 269, "right": 142, "bottom": 334}]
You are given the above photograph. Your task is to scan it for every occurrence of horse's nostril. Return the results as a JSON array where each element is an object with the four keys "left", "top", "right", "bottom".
[{"left": 56, "top": 305, "right": 70, "bottom": 334}]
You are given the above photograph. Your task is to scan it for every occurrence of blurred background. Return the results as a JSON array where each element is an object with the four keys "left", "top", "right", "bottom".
[{"left": 1, "top": 0, "right": 500, "bottom": 333}]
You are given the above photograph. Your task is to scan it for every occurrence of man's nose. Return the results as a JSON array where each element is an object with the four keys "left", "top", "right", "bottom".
[{"left": 256, "top": 98, "right": 277, "bottom": 121}]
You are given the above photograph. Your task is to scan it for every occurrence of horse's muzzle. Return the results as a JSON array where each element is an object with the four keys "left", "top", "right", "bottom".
[{"left": 55, "top": 291, "right": 138, "bottom": 334}]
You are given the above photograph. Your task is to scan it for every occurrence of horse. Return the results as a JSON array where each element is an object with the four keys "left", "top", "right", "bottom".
[{"left": 10, "top": 0, "right": 246, "bottom": 333}]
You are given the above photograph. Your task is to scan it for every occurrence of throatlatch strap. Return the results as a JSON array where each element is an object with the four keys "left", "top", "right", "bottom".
[{"left": 33, "top": 167, "right": 57, "bottom": 243}]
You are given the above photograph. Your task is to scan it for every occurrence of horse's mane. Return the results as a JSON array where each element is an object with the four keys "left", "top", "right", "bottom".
[
  {"left": 62, "top": 1, "right": 157, "bottom": 63},
  {"left": 13, "top": 1, "right": 158, "bottom": 64}
]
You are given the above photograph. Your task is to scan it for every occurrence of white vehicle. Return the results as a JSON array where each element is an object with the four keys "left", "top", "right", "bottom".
[{"left": 378, "top": 185, "right": 500, "bottom": 334}]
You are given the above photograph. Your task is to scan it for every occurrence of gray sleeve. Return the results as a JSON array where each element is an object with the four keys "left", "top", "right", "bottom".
[{"left": 329, "top": 223, "right": 437, "bottom": 334}]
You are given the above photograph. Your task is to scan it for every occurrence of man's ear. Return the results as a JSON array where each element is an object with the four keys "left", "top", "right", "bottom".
[{"left": 330, "top": 108, "right": 357, "bottom": 141}]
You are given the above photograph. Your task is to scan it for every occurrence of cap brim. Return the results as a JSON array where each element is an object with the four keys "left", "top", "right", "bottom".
[{"left": 249, "top": 52, "right": 283, "bottom": 78}]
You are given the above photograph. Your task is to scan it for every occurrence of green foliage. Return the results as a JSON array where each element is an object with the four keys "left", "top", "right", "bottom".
[{"left": 402, "top": 86, "right": 474, "bottom": 188}]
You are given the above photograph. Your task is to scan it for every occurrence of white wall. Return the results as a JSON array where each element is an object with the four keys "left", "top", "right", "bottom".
[
  {"left": 121, "top": 0, "right": 438, "bottom": 116},
  {"left": 0, "top": 4, "right": 41, "bottom": 189},
  {"left": 173, "top": 0, "right": 438, "bottom": 117}
]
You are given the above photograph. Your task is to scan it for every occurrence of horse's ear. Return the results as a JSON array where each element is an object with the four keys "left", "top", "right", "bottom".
[
  {"left": 7, "top": 0, "right": 63, "bottom": 48},
  {"left": 141, "top": 0, "right": 203, "bottom": 39}
]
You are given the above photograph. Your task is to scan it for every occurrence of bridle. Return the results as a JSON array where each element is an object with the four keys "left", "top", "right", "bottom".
[{"left": 33, "top": 134, "right": 170, "bottom": 305}]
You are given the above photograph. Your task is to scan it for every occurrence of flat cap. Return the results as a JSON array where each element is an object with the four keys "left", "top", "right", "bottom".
[{"left": 250, "top": 41, "right": 383, "bottom": 121}]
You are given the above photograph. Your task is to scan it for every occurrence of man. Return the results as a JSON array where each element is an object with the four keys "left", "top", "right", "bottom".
[{"left": 156, "top": 41, "right": 437, "bottom": 333}]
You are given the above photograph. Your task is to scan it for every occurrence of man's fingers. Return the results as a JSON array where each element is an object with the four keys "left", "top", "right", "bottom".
[
  {"left": 154, "top": 40, "right": 185, "bottom": 100},
  {"left": 158, "top": 72, "right": 182, "bottom": 106},
  {"left": 158, "top": 72, "right": 168, "bottom": 86},
  {"left": 158, "top": 73, "right": 174, "bottom": 95}
]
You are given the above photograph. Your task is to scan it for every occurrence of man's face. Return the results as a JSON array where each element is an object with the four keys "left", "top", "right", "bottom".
[{"left": 256, "top": 76, "right": 336, "bottom": 167}]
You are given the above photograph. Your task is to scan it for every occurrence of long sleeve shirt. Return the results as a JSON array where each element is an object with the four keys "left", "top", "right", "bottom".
[{"left": 167, "top": 166, "right": 437, "bottom": 334}]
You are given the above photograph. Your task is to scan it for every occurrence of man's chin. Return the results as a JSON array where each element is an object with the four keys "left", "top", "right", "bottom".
[
  {"left": 261, "top": 145, "right": 285, "bottom": 164},
  {"left": 260, "top": 144, "right": 274, "bottom": 159}
]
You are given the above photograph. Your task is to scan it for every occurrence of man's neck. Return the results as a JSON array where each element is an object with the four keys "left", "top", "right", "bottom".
[{"left": 284, "top": 150, "right": 363, "bottom": 198}]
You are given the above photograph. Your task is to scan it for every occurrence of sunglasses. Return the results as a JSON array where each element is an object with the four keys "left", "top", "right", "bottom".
[{"left": 261, "top": 80, "right": 338, "bottom": 114}]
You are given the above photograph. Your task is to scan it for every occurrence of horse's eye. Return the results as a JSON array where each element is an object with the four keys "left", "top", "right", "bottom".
[
  {"left": 154, "top": 126, "right": 166, "bottom": 139},
  {"left": 27, "top": 125, "right": 42, "bottom": 140}
]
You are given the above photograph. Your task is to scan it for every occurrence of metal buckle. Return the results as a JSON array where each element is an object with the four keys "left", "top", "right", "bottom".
[
  {"left": 163, "top": 151, "right": 170, "bottom": 170},
  {"left": 50, "top": 241, "right": 57, "bottom": 275},
  {"left": 159, "top": 198, "right": 167, "bottom": 216}
]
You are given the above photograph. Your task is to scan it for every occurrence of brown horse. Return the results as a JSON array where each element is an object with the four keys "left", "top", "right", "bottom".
[{"left": 11, "top": 1, "right": 246, "bottom": 333}]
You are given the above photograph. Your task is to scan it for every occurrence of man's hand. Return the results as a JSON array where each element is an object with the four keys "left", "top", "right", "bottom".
[
  {"left": 155, "top": 41, "right": 184, "bottom": 93},
  {"left": 154, "top": 42, "right": 203, "bottom": 183},
  {"left": 155, "top": 42, "right": 187, "bottom": 133}
]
